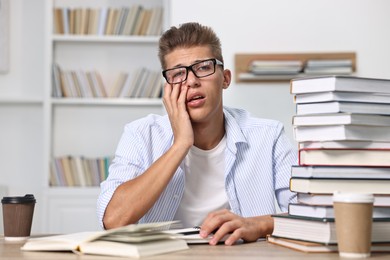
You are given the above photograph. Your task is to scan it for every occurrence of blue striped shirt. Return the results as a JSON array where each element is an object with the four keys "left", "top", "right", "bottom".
[{"left": 97, "top": 107, "right": 297, "bottom": 227}]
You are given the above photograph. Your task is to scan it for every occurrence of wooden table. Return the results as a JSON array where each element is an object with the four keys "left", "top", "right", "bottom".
[{"left": 1, "top": 236, "right": 390, "bottom": 259}]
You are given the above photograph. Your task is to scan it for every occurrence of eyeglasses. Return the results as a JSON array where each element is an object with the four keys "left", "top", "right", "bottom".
[{"left": 162, "top": 58, "right": 224, "bottom": 84}]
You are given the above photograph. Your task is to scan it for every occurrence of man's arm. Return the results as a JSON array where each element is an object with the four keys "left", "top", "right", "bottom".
[
  {"left": 103, "top": 142, "right": 189, "bottom": 229},
  {"left": 103, "top": 83, "right": 193, "bottom": 229}
]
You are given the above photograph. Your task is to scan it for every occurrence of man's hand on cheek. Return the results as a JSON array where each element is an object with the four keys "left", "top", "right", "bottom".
[{"left": 163, "top": 83, "right": 194, "bottom": 148}]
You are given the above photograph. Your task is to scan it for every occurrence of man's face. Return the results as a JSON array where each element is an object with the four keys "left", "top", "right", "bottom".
[{"left": 164, "top": 46, "right": 231, "bottom": 124}]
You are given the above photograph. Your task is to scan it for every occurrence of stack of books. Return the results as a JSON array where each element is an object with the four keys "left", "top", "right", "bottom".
[{"left": 268, "top": 75, "right": 390, "bottom": 252}]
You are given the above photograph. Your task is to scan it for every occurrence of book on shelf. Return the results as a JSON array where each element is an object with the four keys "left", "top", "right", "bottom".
[
  {"left": 294, "top": 91, "right": 390, "bottom": 104},
  {"left": 292, "top": 113, "right": 390, "bottom": 126},
  {"left": 52, "top": 63, "right": 63, "bottom": 97},
  {"left": 290, "top": 75, "right": 390, "bottom": 94},
  {"left": 271, "top": 214, "right": 390, "bottom": 244},
  {"left": 250, "top": 60, "right": 303, "bottom": 68},
  {"left": 248, "top": 60, "right": 302, "bottom": 75},
  {"left": 69, "top": 9, "right": 75, "bottom": 34},
  {"left": 86, "top": 70, "right": 108, "bottom": 98},
  {"left": 146, "top": 7, "right": 163, "bottom": 36},
  {"left": 291, "top": 165, "right": 390, "bottom": 179},
  {"left": 288, "top": 203, "right": 390, "bottom": 219},
  {"left": 61, "top": 8, "right": 70, "bottom": 35},
  {"left": 297, "top": 193, "right": 390, "bottom": 207},
  {"left": 139, "top": 9, "right": 153, "bottom": 36},
  {"left": 108, "top": 72, "right": 128, "bottom": 98},
  {"left": 53, "top": 8, "right": 64, "bottom": 34},
  {"left": 86, "top": 8, "right": 99, "bottom": 35},
  {"left": 21, "top": 221, "right": 189, "bottom": 258},
  {"left": 238, "top": 73, "right": 299, "bottom": 81},
  {"left": 132, "top": 8, "right": 147, "bottom": 35},
  {"left": 293, "top": 124, "right": 390, "bottom": 142},
  {"left": 298, "top": 148, "right": 390, "bottom": 167},
  {"left": 303, "top": 66, "right": 353, "bottom": 75},
  {"left": 299, "top": 140, "right": 390, "bottom": 150},
  {"left": 96, "top": 7, "right": 108, "bottom": 36},
  {"left": 296, "top": 101, "right": 390, "bottom": 115},
  {"left": 305, "top": 59, "right": 353, "bottom": 68},
  {"left": 290, "top": 178, "right": 390, "bottom": 194},
  {"left": 104, "top": 8, "right": 117, "bottom": 35},
  {"left": 121, "top": 5, "right": 141, "bottom": 35},
  {"left": 114, "top": 7, "right": 129, "bottom": 35},
  {"left": 134, "top": 69, "right": 151, "bottom": 97},
  {"left": 267, "top": 235, "right": 390, "bottom": 253}
]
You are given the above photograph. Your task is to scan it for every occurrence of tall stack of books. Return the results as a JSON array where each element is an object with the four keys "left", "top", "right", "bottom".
[{"left": 268, "top": 75, "right": 390, "bottom": 253}]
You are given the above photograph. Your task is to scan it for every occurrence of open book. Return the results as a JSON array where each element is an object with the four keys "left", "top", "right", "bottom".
[
  {"left": 21, "top": 221, "right": 189, "bottom": 258},
  {"left": 165, "top": 227, "right": 233, "bottom": 244}
]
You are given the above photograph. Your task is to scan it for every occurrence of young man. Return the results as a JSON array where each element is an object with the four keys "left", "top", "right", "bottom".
[{"left": 97, "top": 22, "right": 297, "bottom": 245}]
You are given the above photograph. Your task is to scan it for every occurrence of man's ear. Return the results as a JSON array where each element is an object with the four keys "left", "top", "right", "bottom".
[{"left": 222, "top": 69, "right": 232, "bottom": 89}]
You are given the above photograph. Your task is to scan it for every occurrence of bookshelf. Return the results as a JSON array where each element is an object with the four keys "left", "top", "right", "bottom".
[
  {"left": 41, "top": 0, "right": 170, "bottom": 233},
  {"left": 235, "top": 52, "right": 356, "bottom": 83}
]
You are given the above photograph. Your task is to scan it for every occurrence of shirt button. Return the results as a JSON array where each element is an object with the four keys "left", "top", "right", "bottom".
[{"left": 173, "top": 195, "right": 179, "bottom": 199}]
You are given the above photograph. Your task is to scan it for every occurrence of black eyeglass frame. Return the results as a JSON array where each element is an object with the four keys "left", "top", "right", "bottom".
[{"left": 162, "top": 58, "right": 224, "bottom": 84}]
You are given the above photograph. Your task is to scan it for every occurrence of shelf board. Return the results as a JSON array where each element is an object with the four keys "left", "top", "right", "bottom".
[
  {"left": 50, "top": 97, "right": 162, "bottom": 106},
  {"left": 53, "top": 35, "right": 160, "bottom": 43},
  {"left": 235, "top": 52, "right": 356, "bottom": 83},
  {"left": 45, "top": 186, "right": 100, "bottom": 195},
  {"left": 0, "top": 97, "right": 43, "bottom": 105}
]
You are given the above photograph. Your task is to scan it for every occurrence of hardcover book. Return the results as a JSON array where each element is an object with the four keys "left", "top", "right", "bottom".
[
  {"left": 296, "top": 101, "right": 390, "bottom": 116},
  {"left": 299, "top": 140, "right": 390, "bottom": 150},
  {"left": 291, "top": 165, "right": 390, "bottom": 179},
  {"left": 297, "top": 193, "right": 390, "bottom": 207},
  {"left": 288, "top": 203, "right": 390, "bottom": 219},
  {"left": 298, "top": 148, "right": 390, "bottom": 167},
  {"left": 290, "top": 76, "right": 390, "bottom": 94},
  {"left": 267, "top": 235, "right": 390, "bottom": 253},
  {"left": 21, "top": 221, "right": 189, "bottom": 257},
  {"left": 294, "top": 91, "right": 390, "bottom": 104},
  {"left": 289, "top": 178, "right": 390, "bottom": 194},
  {"left": 271, "top": 214, "right": 390, "bottom": 244},
  {"left": 292, "top": 113, "right": 390, "bottom": 126},
  {"left": 293, "top": 124, "right": 390, "bottom": 142}
]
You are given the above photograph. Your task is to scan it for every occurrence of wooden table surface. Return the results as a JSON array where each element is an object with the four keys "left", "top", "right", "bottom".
[{"left": 1, "top": 236, "right": 390, "bottom": 259}]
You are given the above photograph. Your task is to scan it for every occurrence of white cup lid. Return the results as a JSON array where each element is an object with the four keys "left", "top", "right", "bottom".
[{"left": 333, "top": 192, "right": 374, "bottom": 203}]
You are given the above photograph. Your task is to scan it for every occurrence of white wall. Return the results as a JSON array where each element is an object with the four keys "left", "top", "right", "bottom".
[
  {"left": 170, "top": 0, "right": 390, "bottom": 142},
  {"left": 1, "top": 0, "right": 390, "bottom": 233}
]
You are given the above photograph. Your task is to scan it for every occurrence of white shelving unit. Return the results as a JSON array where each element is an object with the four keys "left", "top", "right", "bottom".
[{"left": 41, "top": 0, "right": 169, "bottom": 233}]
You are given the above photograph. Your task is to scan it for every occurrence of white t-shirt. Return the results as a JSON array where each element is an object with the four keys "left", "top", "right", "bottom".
[{"left": 174, "top": 135, "right": 230, "bottom": 227}]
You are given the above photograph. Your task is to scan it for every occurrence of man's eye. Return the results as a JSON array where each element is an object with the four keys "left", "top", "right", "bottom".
[
  {"left": 196, "top": 63, "right": 212, "bottom": 72},
  {"left": 172, "top": 70, "right": 185, "bottom": 78}
]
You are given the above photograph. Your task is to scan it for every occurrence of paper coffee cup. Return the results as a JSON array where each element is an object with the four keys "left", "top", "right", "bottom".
[
  {"left": 1, "top": 194, "right": 36, "bottom": 242},
  {"left": 333, "top": 192, "right": 374, "bottom": 258}
]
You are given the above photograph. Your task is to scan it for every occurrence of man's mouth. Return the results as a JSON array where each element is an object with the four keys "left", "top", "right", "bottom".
[{"left": 188, "top": 95, "right": 204, "bottom": 102}]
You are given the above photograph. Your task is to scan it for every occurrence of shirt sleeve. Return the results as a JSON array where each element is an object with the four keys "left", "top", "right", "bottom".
[
  {"left": 273, "top": 124, "right": 298, "bottom": 212},
  {"left": 96, "top": 122, "right": 148, "bottom": 229}
]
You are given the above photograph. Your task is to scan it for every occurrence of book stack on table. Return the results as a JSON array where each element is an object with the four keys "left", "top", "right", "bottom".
[{"left": 268, "top": 75, "right": 390, "bottom": 253}]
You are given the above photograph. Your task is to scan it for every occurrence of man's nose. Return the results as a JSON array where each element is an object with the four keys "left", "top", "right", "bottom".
[{"left": 185, "top": 69, "right": 200, "bottom": 87}]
